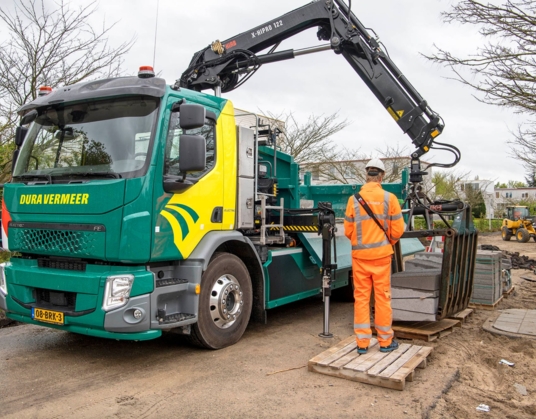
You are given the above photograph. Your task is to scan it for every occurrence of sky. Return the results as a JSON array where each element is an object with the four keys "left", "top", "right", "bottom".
[{"left": 1, "top": 0, "right": 527, "bottom": 184}]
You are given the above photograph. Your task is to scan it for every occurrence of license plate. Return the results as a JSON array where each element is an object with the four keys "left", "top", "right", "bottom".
[{"left": 32, "top": 308, "right": 64, "bottom": 325}]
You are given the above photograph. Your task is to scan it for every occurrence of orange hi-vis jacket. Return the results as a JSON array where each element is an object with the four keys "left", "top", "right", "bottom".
[{"left": 344, "top": 182, "right": 405, "bottom": 260}]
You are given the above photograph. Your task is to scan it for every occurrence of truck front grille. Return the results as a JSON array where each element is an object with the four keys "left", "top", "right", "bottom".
[
  {"left": 8, "top": 222, "right": 105, "bottom": 258},
  {"left": 38, "top": 258, "right": 87, "bottom": 272}
]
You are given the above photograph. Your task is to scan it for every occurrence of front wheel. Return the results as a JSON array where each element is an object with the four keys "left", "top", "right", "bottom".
[
  {"left": 189, "top": 252, "right": 252, "bottom": 349},
  {"left": 501, "top": 226, "right": 512, "bottom": 241},
  {"left": 516, "top": 228, "right": 530, "bottom": 243}
]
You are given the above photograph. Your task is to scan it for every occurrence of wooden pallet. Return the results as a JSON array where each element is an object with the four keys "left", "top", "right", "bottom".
[
  {"left": 468, "top": 295, "right": 504, "bottom": 311},
  {"left": 392, "top": 318, "right": 461, "bottom": 342},
  {"left": 308, "top": 336, "right": 433, "bottom": 391},
  {"left": 503, "top": 285, "right": 516, "bottom": 297},
  {"left": 449, "top": 308, "right": 474, "bottom": 323}
]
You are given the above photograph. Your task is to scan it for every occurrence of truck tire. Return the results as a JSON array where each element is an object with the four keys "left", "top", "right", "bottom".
[
  {"left": 501, "top": 226, "right": 512, "bottom": 241},
  {"left": 516, "top": 228, "right": 530, "bottom": 243},
  {"left": 189, "top": 252, "right": 252, "bottom": 349}
]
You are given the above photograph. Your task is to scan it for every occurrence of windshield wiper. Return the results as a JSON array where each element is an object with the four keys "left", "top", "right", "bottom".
[
  {"left": 13, "top": 174, "right": 53, "bottom": 183},
  {"left": 70, "top": 171, "right": 122, "bottom": 179}
]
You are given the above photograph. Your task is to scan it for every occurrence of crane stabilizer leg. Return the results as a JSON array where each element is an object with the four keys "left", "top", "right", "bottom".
[{"left": 318, "top": 203, "right": 337, "bottom": 338}]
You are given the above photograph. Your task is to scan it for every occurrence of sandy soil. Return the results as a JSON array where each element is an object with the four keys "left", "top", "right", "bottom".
[
  {"left": 425, "top": 232, "right": 536, "bottom": 419},
  {"left": 0, "top": 232, "right": 535, "bottom": 419}
]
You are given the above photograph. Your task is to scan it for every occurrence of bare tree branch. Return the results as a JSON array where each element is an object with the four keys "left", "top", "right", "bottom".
[
  {"left": 424, "top": 0, "right": 536, "bottom": 172},
  {"left": 0, "top": 0, "right": 135, "bottom": 147},
  {"left": 261, "top": 110, "right": 351, "bottom": 164}
]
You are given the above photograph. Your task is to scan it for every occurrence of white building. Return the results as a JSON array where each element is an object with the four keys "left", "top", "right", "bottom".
[
  {"left": 459, "top": 179, "right": 495, "bottom": 218},
  {"left": 300, "top": 157, "right": 434, "bottom": 186},
  {"left": 494, "top": 187, "right": 536, "bottom": 217}
]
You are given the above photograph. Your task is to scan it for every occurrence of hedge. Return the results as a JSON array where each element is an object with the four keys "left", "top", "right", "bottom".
[{"left": 411, "top": 217, "right": 503, "bottom": 232}]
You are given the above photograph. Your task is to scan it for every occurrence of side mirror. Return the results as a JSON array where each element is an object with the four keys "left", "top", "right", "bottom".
[
  {"left": 163, "top": 134, "right": 206, "bottom": 194},
  {"left": 15, "top": 126, "right": 28, "bottom": 147},
  {"left": 20, "top": 109, "right": 37, "bottom": 126},
  {"left": 11, "top": 149, "right": 20, "bottom": 173},
  {"left": 179, "top": 134, "right": 206, "bottom": 172},
  {"left": 178, "top": 104, "right": 206, "bottom": 130}
]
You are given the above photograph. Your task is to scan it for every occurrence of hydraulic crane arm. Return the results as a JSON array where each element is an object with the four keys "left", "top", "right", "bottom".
[{"left": 179, "top": 0, "right": 450, "bottom": 160}]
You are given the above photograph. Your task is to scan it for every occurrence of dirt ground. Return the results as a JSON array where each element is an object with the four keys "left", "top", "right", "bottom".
[
  {"left": 1, "top": 232, "right": 536, "bottom": 419},
  {"left": 424, "top": 232, "right": 536, "bottom": 419}
]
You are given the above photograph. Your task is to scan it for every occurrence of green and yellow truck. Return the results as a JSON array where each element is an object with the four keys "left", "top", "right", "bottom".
[{"left": 0, "top": 0, "right": 476, "bottom": 349}]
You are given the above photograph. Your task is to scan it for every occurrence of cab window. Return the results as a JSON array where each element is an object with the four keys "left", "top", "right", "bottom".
[{"left": 164, "top": 113, "right": 215, "bottom": 179}]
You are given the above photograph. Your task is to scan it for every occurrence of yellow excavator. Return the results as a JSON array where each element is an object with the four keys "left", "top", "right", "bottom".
[{"left": 502, "top": 206, "right": 536, "bottom": 242}]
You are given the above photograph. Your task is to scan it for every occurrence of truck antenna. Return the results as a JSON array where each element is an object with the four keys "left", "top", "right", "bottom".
[{"left": 152, "top": 0, "right": 160, "bottom": 69}]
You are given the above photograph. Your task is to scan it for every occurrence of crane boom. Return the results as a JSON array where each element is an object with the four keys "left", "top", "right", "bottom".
[{"left": 179, "top": 0, "right": 449, "bottom": 160}]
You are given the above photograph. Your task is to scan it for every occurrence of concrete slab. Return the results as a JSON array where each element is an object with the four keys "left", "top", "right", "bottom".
[
  {"left": 392, "top": 309, "right": 436, "bottom": 322},
  {"left": 391, "top": 270, "right": 441, "bottom": 291},
  {"left": 482, "top": 309, "right": 536, "bottom": 340}
]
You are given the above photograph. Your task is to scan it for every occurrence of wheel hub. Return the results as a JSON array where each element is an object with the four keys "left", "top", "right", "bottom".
[{"left": 209, "top": 274, "right": 244, "bottom": 329}]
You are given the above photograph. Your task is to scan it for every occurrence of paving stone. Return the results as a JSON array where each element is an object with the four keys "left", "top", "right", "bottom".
[
  {"left": 392, "top": 287, "right": 439, "bottom": 299},
  {"left": 493, "top": 323, "right": 520, "bottom": 333},
  {"left": 518, "top": 326, "right": 536, "bottom": 336},
  {"left": 414, "top": 252, "right": 443, "bottom": 264},
  {"left": 391, "top": 297, "right": 438, "bottom": 314},
  {"left": 391, "top": 270, "right": 441, "bottom": 291},
  {"left": 392, "top": 308, "right": 436, "bottom": 322},
  {"left": 405, "top": 259, "right": 443, "bottom": 271}
]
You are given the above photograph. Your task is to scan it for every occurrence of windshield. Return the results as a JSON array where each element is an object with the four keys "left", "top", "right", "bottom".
[{"left": 13, "top": 97, "right": 159, "bottom": 181}]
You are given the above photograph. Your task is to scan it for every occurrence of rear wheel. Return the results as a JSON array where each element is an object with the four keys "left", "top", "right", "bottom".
[
  {"left": 501, "top": 226, "right": 512, "bottom": 241},
  {"left": 516, "top": 228, "right": 530, "bottom": 243},
  {"left": 189, "top": 252, "right": 252, "bottom": 349}
]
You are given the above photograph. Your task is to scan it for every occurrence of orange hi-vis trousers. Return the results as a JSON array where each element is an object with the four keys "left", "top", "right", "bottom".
[{"left": 353, "top": 255, "right": 394, "bottom": 349}]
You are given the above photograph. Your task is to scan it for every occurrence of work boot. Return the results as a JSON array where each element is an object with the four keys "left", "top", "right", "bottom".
[
  {"left": 380, "top": 340, "right": 399, "bottom": 353},
  {"left": 357, "top": 346, "right": 368, "bottom": 355}
]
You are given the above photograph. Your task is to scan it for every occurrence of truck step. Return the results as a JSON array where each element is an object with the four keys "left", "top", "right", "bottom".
[
  {"left": 158, "top": 312, "right": 196, "bottom": 324},
  {"left": 156, "top": 278, "right": 188, "bottom": 287}
]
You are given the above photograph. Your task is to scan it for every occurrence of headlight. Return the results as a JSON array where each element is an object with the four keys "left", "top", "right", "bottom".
[
  {"left": 103, "top": 275, "right": 134, "bottom": 311},
  {"left": 0, "top": 263, "right": 6, "bottom": 295}
]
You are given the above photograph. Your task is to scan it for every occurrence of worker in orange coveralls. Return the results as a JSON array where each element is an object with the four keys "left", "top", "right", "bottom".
[{"left": 344, "top": 158, "right": 405, "bottom": 354}]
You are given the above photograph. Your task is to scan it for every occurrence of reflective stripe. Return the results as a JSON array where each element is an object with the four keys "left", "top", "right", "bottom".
[
  {"left": 352, "top": 239, "right": 390, "bottom": 251},
  {"left": 383, "top": 191, "right": 389, "bottom": 231},
  {"left": 391, "top": 213, "right": 403, "bottom": 220},
  {"left": 352, "top": 196, "right": 363, "bottom": 248},
  {"left": 345, "top": 215, "right": 355, "bottom": 222},
  {"left": 375, "top": 325, "right": 392, "bottom": 332},
  {"left": 354, "top": 323, "right": 371, "bottom": 329},
  {"left": 378, "top": 332, "right": 394, "bottom": 339},
  {"left": 356, "top": 214, "right": 388, "bottom": 221},
  {"left": 357, "top": 333, "right": 372, "bottom": 339},
  {"left": 352, "top": 194, "right": 392, "bottom": 250}
]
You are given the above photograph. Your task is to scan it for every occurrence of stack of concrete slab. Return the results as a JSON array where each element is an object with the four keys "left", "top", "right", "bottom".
[
  {"left": 391, "top": 267, "right": 441, "bottom": 322},
  {"left": 470, "top": 250, "right": 502, "bottom": 305}
]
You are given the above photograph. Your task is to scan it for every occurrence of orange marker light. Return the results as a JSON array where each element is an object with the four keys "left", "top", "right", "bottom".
[
  {"left": 38, "top": 86, "right": 53, "bottom": 96},
  {"left": 138, "top": 66, "right": 155, "bottom": 78}
]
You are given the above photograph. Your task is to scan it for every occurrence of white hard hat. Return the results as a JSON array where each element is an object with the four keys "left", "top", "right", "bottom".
[{"left": 365, "top": 158, "right": 385, "bottom": 172}]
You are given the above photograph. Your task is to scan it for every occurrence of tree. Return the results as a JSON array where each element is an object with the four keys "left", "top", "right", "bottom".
[
  {"left": 429, "top": 171, "right": 466, "bottom": 201},
  {"left": 526, "top": 171, "right": 536, "bottom": 187},
  {"left": 464, "top": 183, "right": 487, "bottom": 218},
  {"left": 426, "top": 0, "right": 536, "bottom": 169},
  {"left": 262, "top": 111, "right": 351, "bottom": 164},
  {"left": 0, "top": 0, "right": 134, "bottom": 182}
]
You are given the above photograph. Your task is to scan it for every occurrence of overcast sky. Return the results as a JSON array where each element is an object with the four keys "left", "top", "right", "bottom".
[{"left": 2, "top": 0, "right": 527, "bottom": 184}]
